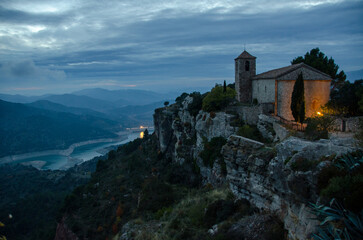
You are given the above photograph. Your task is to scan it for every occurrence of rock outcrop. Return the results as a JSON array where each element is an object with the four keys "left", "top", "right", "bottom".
[
  {"left": 222, "top": 135, "right": 357, "bottom": 239},
  {"left": 154, "top": 96, "right": 238, "bottom": 185},
  {"left": 153, "top": 97, "right": 359, "bottom": 239}
]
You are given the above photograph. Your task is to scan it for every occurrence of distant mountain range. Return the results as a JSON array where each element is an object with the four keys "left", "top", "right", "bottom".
[
  {"left": 346, "top": 69, "right": 363, "bottom": 82},
  {"left": 73, "top": 88, "right": 174, "bottom": 106},
  {"left": 0, "top": 88, "right": 174, "bottom": 107},
  {"left": 0, "top": 88, "right": 173, "bottom": 124},
  {"left": 0, "top": 88, "right": 175, "bottom": 156},
  {"left": 0, "top": 99, "right": 118, "bottom": 157}
]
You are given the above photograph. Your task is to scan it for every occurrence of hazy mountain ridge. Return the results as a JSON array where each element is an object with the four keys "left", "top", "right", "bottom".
[
  {"left": 43, "top": 94, "right": 116, "bottom": 112},
  {"left": 28, "top": 100, "right": 111, "bottom": 119},
  {"left": 0, "top": 100, "right": 118, "bottom": 157},
  {"left": 0, "top": 88, "right": 173, "bottom": 108},
  {"left": 73, "top": 88, "right": 174, "bottom": 105},
  {"left": 347, "top": 69, "right": 363, "bottom": 82},
  {"left": 0, "top": 88, "right": 174, "bottom": 126}
]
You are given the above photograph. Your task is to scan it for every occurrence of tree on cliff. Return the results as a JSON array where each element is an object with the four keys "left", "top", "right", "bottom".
[
  {"left": 291, "top": 48, "right": 346, "bottom": 90},
  {"left": 202, "top": 85, "right": 235, "bottom": 112},
  {"left": 291, "top": 72, "right": 305, "bottom": 123}
]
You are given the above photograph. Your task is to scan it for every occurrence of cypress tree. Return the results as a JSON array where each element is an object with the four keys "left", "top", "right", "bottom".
[
  {"left": 223, "top": 80, "right": 227, "bottom": 93},
  {"left": 291, "top": 72, "right": 305, "bottom": 123}
]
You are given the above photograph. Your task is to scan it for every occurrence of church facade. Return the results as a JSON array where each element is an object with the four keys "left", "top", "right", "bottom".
[{"left": 235, "top": 51, "right": 332, "bottom": 120}]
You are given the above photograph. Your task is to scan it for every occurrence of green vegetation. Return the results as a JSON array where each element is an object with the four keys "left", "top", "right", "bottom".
[
  {"left": 290, "top": 157, "right": 318, "bottom": 172},
  {"left": 173, "top": 91, "right": 205, "bottom": 117},
  {"left": 237, "top": 124, "right": 264, "bottom": 142},
  {"left": 290, "top": 72, "right": 305, "bottom": 123},
  {"left": 188, "top": 92, "right": 204, "bottom": 117},
  {"left": 0, "top": 160, "right": 98, "bottom": 240},
  {"left": 175, "top": 92, "right": 189, "bottom": 105},
  {"left": 200, "top": 137, "right": 227, "bottom": 170},
  {"left": 310, "top": 199, "right": 363, "bottom": 240},
  {"left": 60, "top": 135, "right": 201, "bottom": 240},
  {"left": 291, "top": 48, "right": 346, "bottom": 91},
  {"left": 202, "top": 85, "right": 236, "bottom": 112},
  {"left": 304, "top": 115, "right": 335, "bottom": 140},
  {"left": 310, "top": 151, "right": 363, "bottom": 239},
  {"left": 0, "top": 100, "right": 118, "bottom": 157},
  {"left": 124, "top": 187, "right": 270, "bottom": 240},
  {"left": 324, "top": 80, "right": 363, "bottom": 116},
  {"left": 317, "top": 151, "right": 363, "bottom": 212}
]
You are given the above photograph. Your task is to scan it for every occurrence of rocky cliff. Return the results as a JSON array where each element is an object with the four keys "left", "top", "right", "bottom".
[
  {"left": 154, "top": 96, "right": 238, "bottom": 185},
  {"left": 153, "top": 95, "right": 359, "bottom": 239}
]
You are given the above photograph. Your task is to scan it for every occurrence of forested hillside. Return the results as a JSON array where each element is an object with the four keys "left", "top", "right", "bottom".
[{"left": 0, "top": 100, "right": 118, "bottom": 157}]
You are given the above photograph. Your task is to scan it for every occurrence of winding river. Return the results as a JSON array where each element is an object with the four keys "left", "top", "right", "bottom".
[{"left": 1, "top": 132, "right": 142, "bottom": 170}]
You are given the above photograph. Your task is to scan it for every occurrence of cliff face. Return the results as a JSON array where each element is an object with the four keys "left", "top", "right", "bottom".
[
  {"left": 153, "top": 96, "right": 357, "bottom": 239},
  {"left": 154, "top": 96, "right": 238, "bottom": 185}
]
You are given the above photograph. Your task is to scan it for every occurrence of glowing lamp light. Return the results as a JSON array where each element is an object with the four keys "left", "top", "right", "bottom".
[
  {"left": 140, "top": 131, "right": 144, "bottom": 139},
  {"left": 317, "top": 112, "right": 323, "bottom": 116}
]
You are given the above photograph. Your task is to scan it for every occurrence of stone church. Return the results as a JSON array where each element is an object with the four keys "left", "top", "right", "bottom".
[{"left": 235, "top": 50, "right": 332, "bottom": 120}]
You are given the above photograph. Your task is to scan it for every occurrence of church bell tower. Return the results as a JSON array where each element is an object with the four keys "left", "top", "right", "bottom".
[{"left": 235, "top": 50, "right": 256, "bottom": 103}]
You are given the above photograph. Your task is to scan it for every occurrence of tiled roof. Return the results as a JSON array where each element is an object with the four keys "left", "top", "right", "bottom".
[
  {"left": 235, "top": 50, "right": 256, "bottom": 59},
  {"left": 252, "top": 63, "right": 332, "bottom": 80}
]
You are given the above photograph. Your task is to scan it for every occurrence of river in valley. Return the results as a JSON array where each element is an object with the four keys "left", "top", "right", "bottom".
[{"left": 11, "top": 132, "right": 142, "bottom": 170}]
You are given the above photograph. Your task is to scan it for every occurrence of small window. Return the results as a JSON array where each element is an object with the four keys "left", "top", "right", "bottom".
[{"left": 245, "top": 61, "right": 250, "bottom": 71}]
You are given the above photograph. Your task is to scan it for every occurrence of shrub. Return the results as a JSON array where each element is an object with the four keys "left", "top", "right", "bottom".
[
  {"left": 309, "top": 199, "right": 363, "bottom": 240},
  {"left": 320, "top": 172, "right": 363, "bottom": 212},
  {"left": 202, "top": 85, "right": 236, "bottom": 112},
  {"left": 175, "top": 92, "right": 189, "bottom": 105},
  {"left": 200, "top": 137, "right": 227, "bottom": 168},
  {"left": 204, "top": 199, "right": 236, "bottom": 227},
  {"left": 305, "top": 115, "right": 334, "bottom": 140},
  {"left": 317, "top": 164, "right": 343, "bottom": 192},
  {"left": 138, "top": 177, "right": 175, "bottom": 212},
  {"left": 318, "top": 151, "right": 363, "bottom": 212},
  {"left": 118, "top": 138, "right": 143, "bottom": 155},
  {"left": 237, "top": 124, "right": 263, "bottom": 142},
  {"left": 290, "top": 157, "right": 318, "bottom": 172},
  {"left": 187, "top": 92, "right": 204, "bottom": 117}
]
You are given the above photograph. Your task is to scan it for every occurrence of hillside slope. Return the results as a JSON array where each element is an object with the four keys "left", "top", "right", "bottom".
[
  {"left": 0, "top": 157, "right": 100, "bottom": 240},
  {"left": 0, "top": 100, "right": 118, "bottom": 157}
]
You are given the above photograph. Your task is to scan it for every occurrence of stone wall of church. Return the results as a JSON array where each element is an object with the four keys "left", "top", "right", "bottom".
[
  {"left": 277, "top": 80, "right": 331, "bottom": 120},
  {"left": 252, "top": 79, "right": 275, "bottom": 103}
]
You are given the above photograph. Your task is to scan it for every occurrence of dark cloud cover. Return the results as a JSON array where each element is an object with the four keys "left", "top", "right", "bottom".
[{"left": 0, "top": 0, "right": 362, "bottom": 94}]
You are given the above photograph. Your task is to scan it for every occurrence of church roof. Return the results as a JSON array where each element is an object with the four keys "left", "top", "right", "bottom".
[
  {"left": 235, "top": 50, "right": 256, "bottom": 60},
  {"left": 253, "top": 63, "right": 332, "bottom": 80}
]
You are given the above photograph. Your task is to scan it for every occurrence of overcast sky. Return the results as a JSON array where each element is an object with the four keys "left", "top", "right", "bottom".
[{"left": 0, "top": 0, "right": 362, "bottom": 95}]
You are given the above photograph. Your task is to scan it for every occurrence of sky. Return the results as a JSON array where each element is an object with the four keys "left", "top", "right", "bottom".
[{"left": 0, "top": 0, "right": 362, "bottom": 95}]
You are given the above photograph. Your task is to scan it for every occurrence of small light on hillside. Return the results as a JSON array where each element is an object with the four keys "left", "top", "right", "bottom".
[
  {"left": 317, "top": 111, "right": 323, "bottom": 116},
  {"left": 140, "top": 131, "right": 144, "bottom": 139}
]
